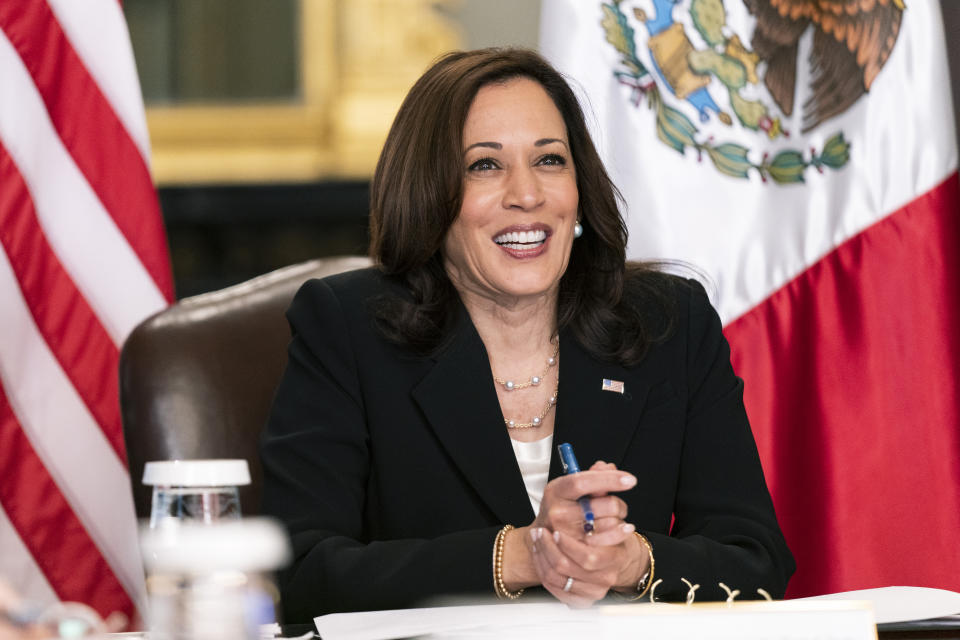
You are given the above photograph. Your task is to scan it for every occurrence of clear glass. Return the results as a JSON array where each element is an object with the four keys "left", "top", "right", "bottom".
[
  {"left": 149, "top": 485, "right": 241, "bottom": 528},
  {"left": 146, "top": 570, "right": 276, "bottom": 640}
]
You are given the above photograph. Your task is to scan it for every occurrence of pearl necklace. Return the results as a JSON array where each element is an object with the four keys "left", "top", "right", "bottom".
[
  {"left": 493, "top": 338, "right": 559, "bottom": 391},
  {"left": 505, "top": 375, "right": 559, "bottom": 429},
  {"left": 495, "top": 338, "right": 560, "bottom": 429}
]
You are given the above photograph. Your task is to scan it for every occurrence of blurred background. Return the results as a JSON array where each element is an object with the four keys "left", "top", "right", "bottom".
[
  {"left": 124, "top": 0, "right": 960, "bottom": 299},
  {"left": 123, "top": 0, "right": 542, "bottom": 297}
]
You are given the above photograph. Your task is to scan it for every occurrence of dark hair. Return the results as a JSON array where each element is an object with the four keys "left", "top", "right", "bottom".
[{"left": 369, "top": 48, "right": 675, "bottom": 365}]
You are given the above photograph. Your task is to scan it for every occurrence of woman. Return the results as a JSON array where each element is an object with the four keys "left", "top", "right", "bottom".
[{"left": 260, "top": 48, "right": 794, "bottom": 621}]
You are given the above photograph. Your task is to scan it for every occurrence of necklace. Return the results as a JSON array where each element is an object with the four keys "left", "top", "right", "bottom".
[
  {"left": 493, "top": 338, "right": 559, "bottom": 391},
  {"left": 504, "top": 375, "right": 559, "bottom": 429}
]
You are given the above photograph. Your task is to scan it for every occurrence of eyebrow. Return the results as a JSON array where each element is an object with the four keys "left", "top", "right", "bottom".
[{"left": 463, "top": 138, "right": 569, "bottom": 153}]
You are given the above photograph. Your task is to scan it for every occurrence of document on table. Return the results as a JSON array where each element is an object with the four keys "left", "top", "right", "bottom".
[
  {"left": 314, "top": 586, "right": 960, "bottom": 640},
  {"left": 315, "top": 599, "right": 876, "bottom": 640},
  {"left": 795, "top": 585, "right": 960, "bottom": 624}
]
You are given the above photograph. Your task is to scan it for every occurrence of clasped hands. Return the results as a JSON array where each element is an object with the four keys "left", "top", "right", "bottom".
[{"left": 502, "top": 461, "right": 651, "bottom": 607}]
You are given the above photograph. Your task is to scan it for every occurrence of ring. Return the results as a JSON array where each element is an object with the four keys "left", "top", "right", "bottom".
[{"left": 563, "top": 577, "right": 575, "bottom": 592}]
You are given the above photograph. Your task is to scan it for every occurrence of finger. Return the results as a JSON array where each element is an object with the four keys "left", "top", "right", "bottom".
[
  {"left": 532, "top": 532, "right": 607, "bottom": 606},
  {"left": 541, "top": 499, "right": 624, "bottom": 539},
  {"left": 550, "top": 531, "right": 623, "bottom": 599},
  {"left": 553, "top": 529, "right": 607, "bottom": 572},
  {"left": 586, "top": 495, "right": 629, "bottom": 521},
  {"left": 564, "top": 495, "right": 628, "bottom": 540},
  {"left": 543, "top": 530, "right": 618, "bottom": 585},
  {"left": 548, "top": 470, "right": 637, "bottom": 501},
  {"left": 589, "top": 515, "right": 631, "bottom": 536},
  {"left": 541, "top": 501, "right": 592, "bottom": 534},
  {"left": 535, "top": 528, "right": 583, "bottom": 584},
  {"left": 530, "top": 529, "right": 585, "bottom": 599},
  {"left": 584, "top": 521, "right": 636, "bottom": 547},
  {"left": 588, "top": 460, "right": 617, "bottom": 471},
  {"left": 543, "top": 580, "right": 596, "bottom": 608}
]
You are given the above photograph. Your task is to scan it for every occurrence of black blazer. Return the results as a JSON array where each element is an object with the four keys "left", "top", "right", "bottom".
[{"left": 260, "top": 268, "right": 794, "bottom": 621}]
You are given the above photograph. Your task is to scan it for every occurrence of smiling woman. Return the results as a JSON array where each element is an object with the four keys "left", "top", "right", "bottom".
[
  {"left": 444, "top": 77, "right": 579, "bottom": 308},
  {"left": 259, "top": 48, "right": 794, "bottom": 620}
]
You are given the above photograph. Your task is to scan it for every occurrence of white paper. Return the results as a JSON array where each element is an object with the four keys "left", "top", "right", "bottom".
[
  {"left": 314, "top": 600, "right": 877, "bottom": 640},
  {"left": 795, "top": 585, "right": 960, "bottom": 624}
]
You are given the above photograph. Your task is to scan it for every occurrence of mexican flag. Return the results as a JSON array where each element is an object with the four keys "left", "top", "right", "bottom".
[{"left": 541, "top": 0, "right": 960, "bottom": 597}]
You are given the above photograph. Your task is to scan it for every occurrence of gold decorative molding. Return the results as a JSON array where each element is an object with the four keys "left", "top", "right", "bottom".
[{"left": 146, "top": 0, "right": 461, "bottom": 185}]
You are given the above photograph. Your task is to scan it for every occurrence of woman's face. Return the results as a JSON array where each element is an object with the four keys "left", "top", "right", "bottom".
[{"left": 443, "top": 77, "right": 579, "bottom": 307}]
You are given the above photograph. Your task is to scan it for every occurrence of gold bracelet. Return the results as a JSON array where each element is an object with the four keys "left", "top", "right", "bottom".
[
  {"left": 616, "top": 531, "right": 656, "bottom": 601},
  {"left": 492, "top": 525, "right": 524, "bottom": 600}
]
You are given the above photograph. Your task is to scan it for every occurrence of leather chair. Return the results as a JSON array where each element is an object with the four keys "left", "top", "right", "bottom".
[{"left": 119, "top": 255, "right": 373, "bottom": 519}]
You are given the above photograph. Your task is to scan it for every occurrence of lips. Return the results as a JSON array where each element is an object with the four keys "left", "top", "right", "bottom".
[{"left": 493, "top": 228, "right": 548, "bottom": 250}]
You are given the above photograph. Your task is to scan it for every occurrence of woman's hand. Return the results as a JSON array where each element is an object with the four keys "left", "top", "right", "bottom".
[
  {"left": 532, "top": 464, "right": 637, "bottom": 539},
  {"left": 519, "top": 461, "right": 649, "bottom": 605},
  {"left": 530, "top": 523, "right": 650, "bottom": 606},
  {"left": 501, "top": 463, "right": 637, "bottom": 596}
]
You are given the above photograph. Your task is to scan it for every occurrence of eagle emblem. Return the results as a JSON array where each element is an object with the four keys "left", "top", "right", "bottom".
[{"left": 601, "top": 0, "right": 905, "bottom": 183}]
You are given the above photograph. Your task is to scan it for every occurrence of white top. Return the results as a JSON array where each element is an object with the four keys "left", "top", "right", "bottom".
[
  {"left": 510, "top": 435, "right": 553, "bottom": 515},
  {"left": 142, "top": 459, "right": 251, "bottom": 487}
]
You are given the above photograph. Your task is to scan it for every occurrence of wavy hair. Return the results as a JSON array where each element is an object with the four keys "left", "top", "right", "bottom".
[{"left": 368, "top": 48, "right": 675, "bottom": 365}]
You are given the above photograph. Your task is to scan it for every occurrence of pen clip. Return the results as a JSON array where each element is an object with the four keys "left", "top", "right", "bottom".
[{"left": 557, "top": 442, "right": 581, "bottom": 474}]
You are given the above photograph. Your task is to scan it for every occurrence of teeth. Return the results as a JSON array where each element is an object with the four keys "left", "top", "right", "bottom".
[{"left": 494, "top": 229, "right": 547, "bottom": 245}]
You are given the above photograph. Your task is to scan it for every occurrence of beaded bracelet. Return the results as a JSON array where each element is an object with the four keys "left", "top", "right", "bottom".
[
  {"left": 492, "top": 524, "right": 524, "bottom": 600},
  {"left": 616, "top": 531, "right": 656, "bottom": 601}
]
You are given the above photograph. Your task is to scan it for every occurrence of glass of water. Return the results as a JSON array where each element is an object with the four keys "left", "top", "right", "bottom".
[
  {"left": 140, "top": 518, "right": 290, "bottom": 640},
  {"left": 142, "top": 459, "right": 251, "bottom": 528}
]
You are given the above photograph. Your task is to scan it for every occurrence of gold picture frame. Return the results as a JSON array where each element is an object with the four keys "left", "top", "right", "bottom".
[{"left": 145, "top": 0, "right": 461, "bottom": 185}]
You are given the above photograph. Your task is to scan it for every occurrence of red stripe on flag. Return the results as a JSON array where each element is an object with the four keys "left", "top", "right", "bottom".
[
  {"left": 0, "top": 387, "right": 135, "bottom": 621},
  {"left": 725, "top": 173, "right": 960, "bottom": 597},
  {"left": 0, "top": 0, "right": 173, "bottom": 302},
  {"left": 0, "top": 144, "right": 127, "bottom": 463}
]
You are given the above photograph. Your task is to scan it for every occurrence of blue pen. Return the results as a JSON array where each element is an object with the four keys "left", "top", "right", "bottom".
[{"left": 557, "top": 442, "right": 595, "bottom": 534}]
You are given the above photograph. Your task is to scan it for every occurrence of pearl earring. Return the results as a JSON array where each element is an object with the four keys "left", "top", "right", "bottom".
[{"left": 574, "top": 221, "right": 583, "bottom": 238}]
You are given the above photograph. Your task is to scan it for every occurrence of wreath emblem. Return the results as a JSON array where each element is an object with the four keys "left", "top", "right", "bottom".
[{"left": 600, "top": 0, "right": 904, "bottom": 184}]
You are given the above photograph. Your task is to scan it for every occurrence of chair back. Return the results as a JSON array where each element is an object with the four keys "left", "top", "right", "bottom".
[{"left": 120, "top": 256, "right": 373, "bottom": 519}]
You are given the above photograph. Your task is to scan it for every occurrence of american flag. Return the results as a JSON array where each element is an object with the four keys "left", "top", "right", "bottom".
[
  {"left": 601, "top": 379, "right": 625, "bottom": 394},
  {"left": 0, "top": 0, "right": 172, "bottom": 624}
]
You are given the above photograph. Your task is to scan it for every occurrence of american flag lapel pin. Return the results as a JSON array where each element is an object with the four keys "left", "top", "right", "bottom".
[{"left": 601, "top": 378, "right": 625, "bottom": 394}]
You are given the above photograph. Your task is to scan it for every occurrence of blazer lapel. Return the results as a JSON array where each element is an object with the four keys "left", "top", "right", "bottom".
[
  {"left": 412, "top": 305, "right": 535, "bottom": 525},
  {"left": 550, "top": 332, "right": 653, "bottom": 480}
]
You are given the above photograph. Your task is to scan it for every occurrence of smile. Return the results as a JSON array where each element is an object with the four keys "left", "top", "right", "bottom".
[{"left": 493, "top": 229, "right": 547, "bottom": 250}]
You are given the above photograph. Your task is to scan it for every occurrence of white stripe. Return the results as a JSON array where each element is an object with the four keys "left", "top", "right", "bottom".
[
  {"left": 541, "top": 0, "right": 958, "bottom": 324},
  {"left": 0, "top": 247, "right": 147, "bottom": 616},
  {"left": 43, "top": 0, "right": 152, "bottom": 163},
  {"left": 0, "top": 504, "right": 60, "bottom": 608},
  {"left": 0, "top": 27, "right": 166, "bottom": 347}
]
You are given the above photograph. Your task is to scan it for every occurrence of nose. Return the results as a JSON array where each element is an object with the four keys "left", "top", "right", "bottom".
[{"left": 502, "top": 165, "right": 545, "bottom": 211}]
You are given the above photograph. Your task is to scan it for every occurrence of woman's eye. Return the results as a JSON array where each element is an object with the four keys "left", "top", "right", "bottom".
[
  {"left": 538, "top": 153, "right": 567, "bottom": 166},
  {"left": 468, "top": 158, "right": 499, "bottom": 172}
]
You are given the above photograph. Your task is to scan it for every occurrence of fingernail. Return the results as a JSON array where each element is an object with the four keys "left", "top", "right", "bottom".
[
  {"left": 620, "top": 474, "right": 637, "bottom": 487},
  {"left": 622, "top": 523, "right": 635, "bottom": 533},
  {"left": 553, "top": 530, "right": 561, "bottom": 543},
  {"left": 530, "top": 529, "right": 538, "bottom": 542}
]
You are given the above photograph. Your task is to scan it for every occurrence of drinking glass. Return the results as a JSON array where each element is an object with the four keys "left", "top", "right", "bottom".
[{"left": 142, "top": 459, "right": 250, "bottom": 528}]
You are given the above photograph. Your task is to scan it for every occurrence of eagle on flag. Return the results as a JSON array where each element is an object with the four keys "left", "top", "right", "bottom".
[{"left": 745, "top": 0, "right": 905, "bottom": 132}]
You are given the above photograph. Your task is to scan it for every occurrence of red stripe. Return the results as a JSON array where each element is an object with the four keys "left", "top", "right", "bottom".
[
  {"left": 0, "top": 143, "right": 127, "bottom": 463},
  {"left": 0, "top": 387, "right": 135, "bottom": 621},
  {"left": 0, "top": 0, "right": 174, "bottom": 302},
  {"left": 725, "top": 173, "right": 960, "bottom": 596}
]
